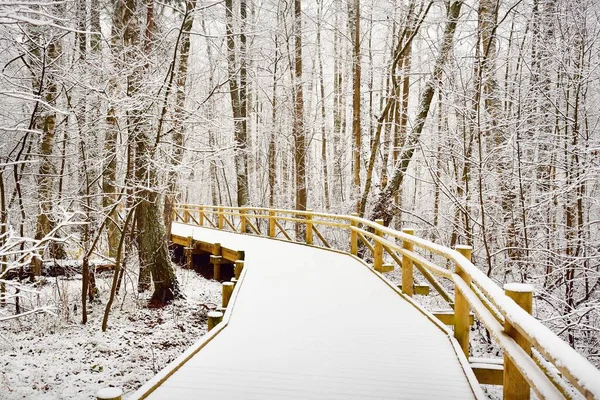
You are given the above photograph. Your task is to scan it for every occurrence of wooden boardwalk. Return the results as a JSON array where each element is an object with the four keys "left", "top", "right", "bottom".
[{"left": 130, "top": 222, "right": 483, "bottom": 399}]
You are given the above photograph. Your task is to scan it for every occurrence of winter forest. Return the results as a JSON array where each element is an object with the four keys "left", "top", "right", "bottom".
[{"left": 1, "top": 0, "right": 599, "bottom": 397}]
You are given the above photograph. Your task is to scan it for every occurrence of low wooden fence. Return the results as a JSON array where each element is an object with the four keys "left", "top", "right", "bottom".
[{"left": 173, "top": 204, "right": 600, "bottom": 400}]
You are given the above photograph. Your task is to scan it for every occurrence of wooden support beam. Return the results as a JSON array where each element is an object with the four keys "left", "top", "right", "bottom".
[
  {"left": 312, "top": 225, "right": 331, "bottom": 248},
  {"left": 183, "top": 208, "right": 190, "bottom": 224},
  {"left": 373, "top": 219, "right": 384, "bottom": 272},
  {"left": 246, "top": 218, "right": 261, "bottom": 235},
  {"left": 503, "top": 283, "right": 533, "bottom": 400},
  {"left": 222, "top": 282, "right": 234, "bottom": 308},
  {"left": 207, "top": 311, "right": 223, "bottom": 331},
  {"left": 401, "top": 228, "right": 415, "bottom": 297},
  {"left": 305, "top": 210, "right": 313, "bottom": 245},
  {"left": 274, "top": 219, "right": 292, "bottom": 241},
  {"left": 350, "top": 213, "right": 358, "bottom": 255},
  {"left": 379, "top": 262, "right": 394, "bottom": 273},
  {"left": 454, "top": 245, "right": 472, "bottom": 357},
  {"left": 234, "top": 260, "right": 244, "bottom": 279},
  {"left": 223, "top": 215, "right": 237, "bottom": 232},
  {"left": 432, "top": 310, "right": 474, "bottom": 326},
  {"left": 398, "top": 283, "right": 430, "bottom": 295},
  {"left": 470, "top": 358, "right": 504, "bottom": 386},
  {"left": 172, "top": 235, "right": 189, "bottom": 246},
  {"left": 222, "top": 248, "right": 244, "bottom": 262}
]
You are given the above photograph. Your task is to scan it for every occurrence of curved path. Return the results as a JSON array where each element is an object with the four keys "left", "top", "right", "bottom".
[{"left": 130, "top": 222, "right": 484, "bottom": 399}]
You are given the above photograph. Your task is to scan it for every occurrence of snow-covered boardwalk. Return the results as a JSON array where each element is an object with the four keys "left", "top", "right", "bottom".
[{"left": 131, "top": 222, "right": 483, "bottom": 399}]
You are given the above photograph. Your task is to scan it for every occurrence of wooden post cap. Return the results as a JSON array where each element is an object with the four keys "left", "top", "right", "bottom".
[
  {"left": 234, "top": 260, "right": 244, "bottom": 279},
  {"left": 455, "top": 245, "right": 473, "bottom": 260},
  {"left": 504, "top": 283, "right": 534, "bottom": 314},
  {"left": 207, "top": 311, "right": 224, "bottom": 331},
  {"left": 503, "top": 283, "right": 534, "bottom": 294},
  {"left": 97, "top": 388, "right": 123, "bottom": 400}
]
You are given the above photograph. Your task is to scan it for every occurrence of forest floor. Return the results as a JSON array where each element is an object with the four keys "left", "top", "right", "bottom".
[{"left": 0, "top": 266, "right": 220, "bottom": 399}]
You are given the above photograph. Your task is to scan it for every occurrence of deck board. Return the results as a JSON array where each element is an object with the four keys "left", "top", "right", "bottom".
[{"left": 136, "top": 223, "right": 482, "bottom": 399}]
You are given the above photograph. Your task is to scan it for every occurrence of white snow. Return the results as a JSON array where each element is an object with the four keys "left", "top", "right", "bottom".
[
  {"left": 96, "top": 387, "right": 123, "bottom": 399},
  {"left": 503, "top": 283, "right": 534, "bottom": 293},
  {"left": 0, "top": 266, "right": 220, "bottom": 399}
]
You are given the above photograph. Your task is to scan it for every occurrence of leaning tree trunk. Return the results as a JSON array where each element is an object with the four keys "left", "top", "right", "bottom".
[{"left": 371, "top": 1, "right": 463, "bottom": 226}]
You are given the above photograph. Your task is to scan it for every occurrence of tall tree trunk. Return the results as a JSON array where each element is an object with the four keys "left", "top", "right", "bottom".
[
  {"left": 268, "top": 19, "right": 280, "bottom": 208},
  {"left": 293, "top": 0, "right": 307, "bottom": 225},
  {"left": 225, "top": 0, "right": 249, "bottom": 207},
  {"left": 316, "top": 0, "right": 330, "bottom": 210},
  {"left": 122, "top": 0, "right": 180, "bottom": 303},
  {"left": 350, "top": 0, "right": 361, "bottom": 211},
  {"left": 34, "top": 33, "right": 65, "bottom": 261},
  {"left": 164, "top": 0, "right": 197, "bottom": 235}
]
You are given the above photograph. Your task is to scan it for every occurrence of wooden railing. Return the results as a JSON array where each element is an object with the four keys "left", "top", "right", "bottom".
[{"left": 173, "top": 204, "right": 600, "bottom": 400}]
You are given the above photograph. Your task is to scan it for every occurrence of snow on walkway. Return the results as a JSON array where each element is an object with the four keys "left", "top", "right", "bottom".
[{"left": 132, "top": 223, "right": 483, "bottom": 399}]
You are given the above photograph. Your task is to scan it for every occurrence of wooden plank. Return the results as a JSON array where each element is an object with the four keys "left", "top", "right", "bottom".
[
  {"left": 172, "top": 235, "right": 188, "bottom": 246},
  {"left": 356, "top": 231, "right": 374, "bottom": 253},
  {"left": 397, "top": 283, "right": 430, "bottom": 296},
  {"left": 221, "top": 247, "right": 244, "bottom": 262},
  {"left": 432, "top": 310, "right": 474, "bottom": 326},
  {"left": 470, "top": 358, "right": 503, "bottom": 385}
]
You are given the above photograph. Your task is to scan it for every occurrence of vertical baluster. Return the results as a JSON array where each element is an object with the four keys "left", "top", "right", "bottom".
[
  {"left": 306, "top": 209, "right": 313, "bottom": 245},
  {"left": 373, "top": 219, "right": 384, "bottom": 271},
  {"left": 503, "top": 283, "right": 533, "bottom": 400},
  {"left": 454, "top": 245, "right": 472, "bottom": 357},
  {"left": 350, "top": 213, "right": 358, "bottom": 255},
  {"left": 401, "top": 228, "right": 415, "bottom": 296}
]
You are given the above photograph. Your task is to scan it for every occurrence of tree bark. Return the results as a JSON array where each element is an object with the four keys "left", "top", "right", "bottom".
[{"left": 293, "top": 0, "right": 307, "bottom": 224}]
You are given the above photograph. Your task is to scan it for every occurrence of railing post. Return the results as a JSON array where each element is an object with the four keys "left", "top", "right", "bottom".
[
  {"left": 401, "top": 228, "right": 415, "bottom": 296},
  {"left": 186, "top": 236, "right": 193, "bottom": 269},
  {"left": 350, "top": 213, "right": 358, "bottom": 255},
  {"left": 306, "top": 209, "right": 313, "bottom": 245},
  {"left": 207, "top": 311, "right": 223, "bottom": 331},
  {"left": 454, "top": 245, "right": 472, "bottom": 357},
  {"left": 373, "top": 219, "right": 384, "bottom": 272},
  {"left": 234, "top": 260, "right": 244, "bottom": 279},
  {"left": 222, "top": 282, "right": 234, "bottom": 308},
  {"left": 198, "top": 206, "right": 204, "bottom": 226},
  {"left": 218, "top": 206, "right": 224, "bottom": 230},
  {"left": 269, "top": 210, "right": 276, "bottom": 238},
  {"left": 240, "top": 208, "right": 247, "bottom": 233},
  {"left": 503, "top": 283, "right": 533, "bottom": 400},
  {"left": 183, "top": 207, "right": 190, "bottom": 224}
]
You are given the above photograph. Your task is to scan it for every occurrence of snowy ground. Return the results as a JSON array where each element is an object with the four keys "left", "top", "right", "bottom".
[{"left": 0, "top": 266, "right": 220, "bottom": 399}]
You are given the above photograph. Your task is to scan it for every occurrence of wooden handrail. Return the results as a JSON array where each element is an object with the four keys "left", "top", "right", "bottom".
[{"left": 173, "top": 204, "right": 600, "bottom": 399}]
